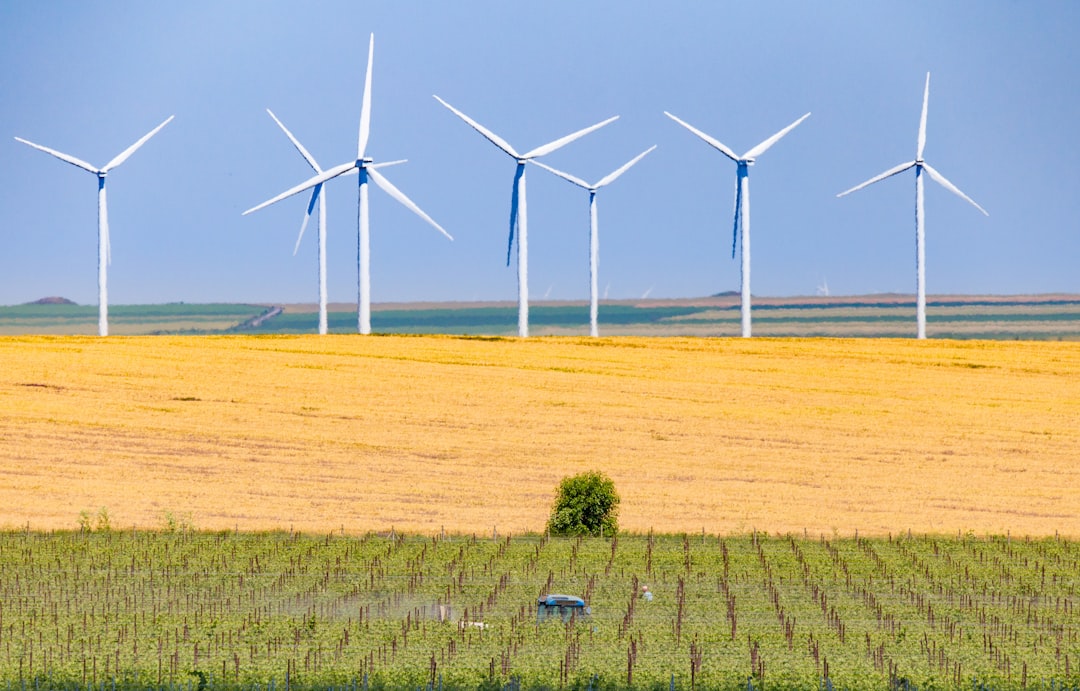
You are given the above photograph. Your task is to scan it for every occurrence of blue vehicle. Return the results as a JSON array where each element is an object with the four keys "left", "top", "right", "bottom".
[{"left": 536, "top": 594, "right": 590, "bottom": 623}]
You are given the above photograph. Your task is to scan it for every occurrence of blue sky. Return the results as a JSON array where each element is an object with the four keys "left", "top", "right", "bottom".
[{"left": 1, "top": 1, "right": 1078, "bottom": 305}]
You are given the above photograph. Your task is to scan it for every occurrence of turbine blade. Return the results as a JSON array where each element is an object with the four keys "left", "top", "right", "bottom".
[
  {"left": 663, "top": 112, "right": 739, "bottom": 161},
  {"left": 370, "top": 159, "right": 406, "bottom": 169},
  {"left": 367, "top": 167, "right": 453, "bottom": 240},
  {"left": 267, "top": 109, "right": 321, "bottom": 172},
  {"left": 243, "top": 161, "right": 356, "bottom": 215},
  {"left": 731, "top": 175, "right": 742, "bottom": 259},
  {"left": 522, "top": 115, "right": 619, "bottom": 159},
  {"left": 358, "top": 34, "right": 374, "bottom": 159},
  {"left": 595, "top": 145, "right": 657, "bottom": 188},
  {"left": 922, "top": 163, "right": 989, "bottom": 216},
  {"left": 14, "top": 137, "right": 98, "bottom": 173},
  {"left": 103, "top": 115, "right": 174, "bottom": 172},
  {"left": 743, "top": 112, "right": 811, "bottom": 160},
  {"left": 507, "top": 165, "right": 523, "bottom": 265},
  {"left": 529, "top": 159, "right": 590, "bottom": 189},
  {"left": 836, "top": 161, "right": 916, "bottom": 197},
  {"left": 917, "top": 72, "right": 930, "bottom": 160},
  {"left": 433, "top": 95, "right": 519, "bottom": 158},
  {"left": 294, "top": 184, "right": 322, "bottom": 256}
]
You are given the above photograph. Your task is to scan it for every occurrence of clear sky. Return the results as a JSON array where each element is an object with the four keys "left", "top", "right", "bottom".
[{"left": 1, "top": 1, "right": 1078, "bottom": 306}]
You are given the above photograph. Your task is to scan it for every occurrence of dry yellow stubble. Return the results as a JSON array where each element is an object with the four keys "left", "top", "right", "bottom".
[{"left": 0, "top": 335, "right": 1078, "bottom": 537}]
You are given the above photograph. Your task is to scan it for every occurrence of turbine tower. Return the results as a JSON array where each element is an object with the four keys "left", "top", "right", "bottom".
[
  {"left": 837, "top": 73, "right": 988, "bottom": 339},
  {"left": 15, "top": 116, "right": 174, "bottom": 336},
  {"left": 664, "top": 110, "right": 810, "bottom": 337},
  {"left": 531, "top": 146, "right": 656, "bottom": 337},
  {"left": 263, "top": 109, "right": 329, "bottom": 334},
  {"left": 433, "top": 96, "right": 617, "bottom": 337},
  {"left": 245, "top": 35, "right": 451, "bottom": 335}
]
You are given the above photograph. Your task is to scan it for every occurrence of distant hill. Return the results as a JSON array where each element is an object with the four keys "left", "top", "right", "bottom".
[{"left": 28, "top": 297, "right": 76, "bottom": 305}]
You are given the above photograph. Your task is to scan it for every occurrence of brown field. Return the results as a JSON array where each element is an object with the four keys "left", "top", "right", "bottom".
[{"left": 1, "top": 335, "right": 1078, "bottom": 537}]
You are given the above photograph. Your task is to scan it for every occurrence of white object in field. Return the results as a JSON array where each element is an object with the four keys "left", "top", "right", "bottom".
[
  {"left": 664, "top": 110, "right": 810, "bottom": 338},
  {"left": 244, "top": 35, "right": 450, "bottom": 335},
  {"left": 531, "top": 146, "right": 656, "bottom": 336},
  {"left": 264, "top": 109, "right": 329, "bottom": 335},
  {"left": 837, "top": 73, "right": 987, "bottom": 339},
  {"left": 433, "top": 95, "right": 617, "bottom": 337},
  {"left": 15, "top": 115, "right": 174, "bottom": 337}
]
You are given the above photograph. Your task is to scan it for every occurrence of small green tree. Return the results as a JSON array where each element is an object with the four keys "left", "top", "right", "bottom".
[{"left": 546, "top": 471, "right": 619, "bottom": 537}]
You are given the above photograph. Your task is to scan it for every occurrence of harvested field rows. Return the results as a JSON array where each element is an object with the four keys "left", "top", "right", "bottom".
[{"left": 1, "top": 336, "right": 1078, "bottom": 536}]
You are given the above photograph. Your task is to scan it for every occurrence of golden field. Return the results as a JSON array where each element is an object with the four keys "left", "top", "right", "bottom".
[{"left": 0, "top": 335, "right": 1078, "bottom": 537}]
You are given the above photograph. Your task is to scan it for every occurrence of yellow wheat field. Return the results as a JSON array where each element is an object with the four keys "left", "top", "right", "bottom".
[{"left": 1, "top": 335, "right": 1078, "bottom": 537}]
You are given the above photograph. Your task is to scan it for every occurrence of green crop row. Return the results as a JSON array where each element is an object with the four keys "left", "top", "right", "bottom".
[{"left": 0, "top": 530, "right": 1077, "bottom": 690}]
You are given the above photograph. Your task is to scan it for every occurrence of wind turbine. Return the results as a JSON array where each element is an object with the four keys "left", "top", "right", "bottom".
[
  {"left": 244, "top": 35, "right": 451, "bottom": 335},
  {"left": 817, "top": 277, "right": 830, "bottom": 297},
  {"left": 664, "top": 110, "right": 810, "bottom": 338},
  {"left": 260, "top": 109, "right": 330, "bottom": 335},
  {"left": 837, "top": 72, "right": 988, "bottom": 339},
  {"left": 531, "top": 145, "right": 656, "bottom": 336},
  {"left": 433, "top": 95, "right": 617, "bottom": 337},
  {"left": 15, "top": 115, "right": 174, "bottom": 336}
]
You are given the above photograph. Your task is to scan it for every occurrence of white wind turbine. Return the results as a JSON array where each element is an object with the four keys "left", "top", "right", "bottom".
[
  {"left": 433, "top": 95, "right": 617, "bottom": 337},
  {"left": 244, "top": 35, "right": 451, "bottom": 335},
  {"left": 15, "top": 115, "right": 174, "bottom": 337},
  {"left": 664, "top": 110, "right": 810, "bottom": 338},
  {"left": 837, "top": 72, "right": 988, "bottom": 339},
  {"left": 261, "top": 109, "right": 330, "bottom": 335},
  {"left": 531, "top": 145, "right": 656, "bottom": 337}
]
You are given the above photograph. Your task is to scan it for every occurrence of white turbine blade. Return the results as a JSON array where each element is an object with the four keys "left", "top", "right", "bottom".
[
  {"left": 357, "top": 34, "right": 375, "bottom": 159},
  {"left": 103, "top": 115, "right": 174, "bottom": 172},
  {"left": 529, "top": 159, "right": 589, "bottom": 189},
  {"left": 367, "top": 167, "right": 453, "bottom": 240},
  {"left": 731, "top": 174, "right": 741, "bottom": 259},
  {"left": 267, "top": 109, "right": 321, "bottom": 172},
  {"left": 370, "top": 159, "right": 406, "bottom": 169},
  {"left": 433, "top": 95, "right": 519, "bottom": 158},
  {"left": 522, "top": 115, "right": 619, "bottom": 159},
  {"left": 917, "top": 73, "right": 930, "bottom": 160},
  {"left": 923, "top": 163, "right": 989, "bottom": 216},
  {"left": 507, "top": 165, "right": 522, "bottom": 265},
  {"left": 14, "top": 137, "right": 98, "bottom": 173},
  {"left": 836, "top": 160, "right": 916, "bottom": 197},
  {"left": 243, "top": 161, "right": 356, "bottom": 215},
  {"left": 663, "top": 112, "right": 739, "bottom": 161},
  {"left": 595, "top": 145, "right": 657, "bottom": 189},
  {"left": 294, "top": 184, "right": 322, "bottom": 255},
  {"left": 743, "top": 112, "right": 811, "bottom": 160}
]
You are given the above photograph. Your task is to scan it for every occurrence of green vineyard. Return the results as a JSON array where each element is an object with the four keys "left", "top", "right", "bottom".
[{"left": 1, "top": 529, "right": 1077, "bottom": 690}]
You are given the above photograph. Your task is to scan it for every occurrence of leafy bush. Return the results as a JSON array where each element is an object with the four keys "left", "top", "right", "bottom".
[
  {"left": 160, "top": 510, "right": 195, "bottom": 533},
  {"left": 546, "top": 471, "right": 619, "bottom": 537}
]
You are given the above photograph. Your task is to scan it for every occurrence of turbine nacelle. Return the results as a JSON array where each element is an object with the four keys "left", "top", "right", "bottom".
[{"left": 356, "top": 157, "right": 374, "bottom": 167}]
